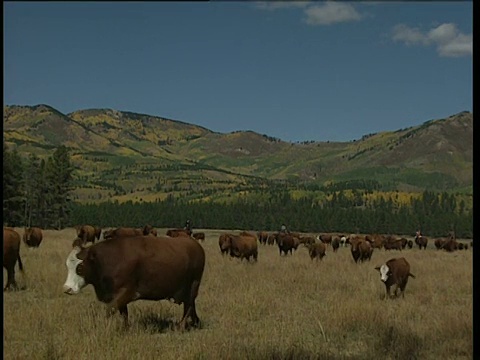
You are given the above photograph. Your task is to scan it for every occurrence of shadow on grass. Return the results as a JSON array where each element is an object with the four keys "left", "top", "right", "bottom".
[{"left": 136, "top": 312, "right": 205, "bottom": 334}]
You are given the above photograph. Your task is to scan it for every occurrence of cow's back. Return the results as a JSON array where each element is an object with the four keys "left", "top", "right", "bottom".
[{"left": 86, "top": 235, "right": 205, "bottom": 301}]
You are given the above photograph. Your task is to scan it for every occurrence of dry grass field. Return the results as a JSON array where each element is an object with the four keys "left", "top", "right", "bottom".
[{"left": 4, "top": 228, "right": 473, "bottom": 360}]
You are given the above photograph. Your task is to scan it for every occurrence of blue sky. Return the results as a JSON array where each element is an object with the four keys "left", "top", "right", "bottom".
[{"left": 4, "top": 1, "right": 472, "bottom": 142}]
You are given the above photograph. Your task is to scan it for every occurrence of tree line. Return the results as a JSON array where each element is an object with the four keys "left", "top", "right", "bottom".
[{"left": 3, "top": 144, "right": 472, "bottom": 238}]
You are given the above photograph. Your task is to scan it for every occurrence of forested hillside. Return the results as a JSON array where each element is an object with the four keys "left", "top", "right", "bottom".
[{"left": 3, "top": 104, "right": 473, "bottom": 237}]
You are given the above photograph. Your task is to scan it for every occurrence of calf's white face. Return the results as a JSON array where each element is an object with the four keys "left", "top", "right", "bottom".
[
  {"left": 379, "top": 264, "right": 390, "bottom": 282},
  {"left": 63, "top": 247, "right": 86, "bottom": 295}
]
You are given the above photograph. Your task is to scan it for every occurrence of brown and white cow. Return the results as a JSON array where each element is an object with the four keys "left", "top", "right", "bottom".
[
  {"left": 23, "top": 227, "right": 43, "bottom": 248},
  {"left": 63, "top": 234, "right": 205, "bottom": 329},
  {"left": 4, "top": 228, "right": 25, "bottom": 291},
  {"left": 374, "top": 257, "right": 415, "bottom": 299}
]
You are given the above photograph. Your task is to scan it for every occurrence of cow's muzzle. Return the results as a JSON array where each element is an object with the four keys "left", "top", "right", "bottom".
[{"left": 63, "top": 286, "right": 75, "bottom": 295}]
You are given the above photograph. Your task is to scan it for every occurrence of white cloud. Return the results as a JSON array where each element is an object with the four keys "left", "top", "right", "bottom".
[
  {"left": 392, "top": 23, "right": 472, "bottom": 57},
  {"left": 254, "top": 1, "right": 310, "bottom": 11},
  {"left": 303, "top": 2, "right": 362, "bottom": 26}
]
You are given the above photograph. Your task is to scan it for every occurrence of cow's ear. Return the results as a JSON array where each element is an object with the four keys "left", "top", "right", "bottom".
[{"left": 374, "top": 266, "right": 381, "bottom": 272}]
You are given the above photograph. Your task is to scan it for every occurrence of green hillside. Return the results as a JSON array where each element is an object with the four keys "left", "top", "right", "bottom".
[{"left": 3, "top": 105, "right": 473, "bottom": 203}]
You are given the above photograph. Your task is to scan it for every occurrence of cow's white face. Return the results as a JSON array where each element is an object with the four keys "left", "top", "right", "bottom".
[
  {"left": 379, "top": 264, "right": 390, "bottom": 282},
  {"left": 63, "top": 247, "right": 86, "bottom": 295}
]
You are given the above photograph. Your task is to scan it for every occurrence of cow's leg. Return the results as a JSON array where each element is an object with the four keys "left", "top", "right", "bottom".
[
  {"left": 118, "top": 305, "right": 129, "bottom": 328},
  {"left": 107, "top": 287, "right": 136, "bottom": 327},
  {"left": 4, "top": 268, "right": 17, "bottom": 291},
  {"left": 385, "top": 285, "right": 391, "bottom": 299}
]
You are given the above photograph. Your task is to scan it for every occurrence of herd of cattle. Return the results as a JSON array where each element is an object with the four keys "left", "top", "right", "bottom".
[{"left": 3, "top": 224, "right": 472, "bottom": 330}]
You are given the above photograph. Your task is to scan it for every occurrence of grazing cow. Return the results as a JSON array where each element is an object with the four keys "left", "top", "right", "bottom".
[
  {"left": 350, "top": 237, "right": 373, "bottom": 263},
  {"left": 257, "top": 231, "right": 269, "bottom": 245},
  {"left": 220, "top": 234, "right": 258, "bottom": 262},
  {"left": 434, "top": 238, "right": 448, "bottom": 250},
  {"left": 306, "top": 242, "right": 326, "bottom": 261},
  {"left": 3, "top": 228, "right": 25, "bottom": 291},
  {"left": 192, "top": 232, "right": 205, "bottom": 242},
  {"left": 457, "top": 243, "right": 464, "bottom": 250},
  {"left": 23, "top": 227, "right": 43, "bottom": 248},
  {"left": 441, "top": 239, "right": 459, "bottom": 252},
  {"left": 276, "top": 233, "right": 300, "bottom": 256},
  {"left": 166, "top": 228, "right": 193, "bottom": 238},
  {"left": 383, "top": 239, "right": 403, "bottom": 251},
  {"left": 375, "top": 257, "right": 415, "bottom": 299},
  {"left": 298, "top": 235, "right": 316, "bottom": 246},
  {"left": 331, "top": 237, "right": 340, "bottom": 252},
  {"left": 63, "top": 234, "right": 205, "bottom": 329},
  {"left": 406, "top": 240, "right": 413, "bottom": 249}
]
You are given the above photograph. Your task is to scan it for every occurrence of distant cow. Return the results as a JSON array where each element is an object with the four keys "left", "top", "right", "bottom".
[
  {"left": 266, "top": 234, "right": 276, "bottom": 245},
  {"left": 383, "top": 239, "right": 403, "bottom": 251},
  {"left": 104, "top": 226, "right": 155, "bottom": 240},
  {"left": 298, "top": 236, "right": 316, "bottom": 246},
  {"left": 4, "top": 228, "right": 25, "bottom": 291},
  {"left": 406, "top": 240, "right": 413, "bottom": 249},
  {"left": 331, "top": 237, "right": 340, "bottom": 252},
  {"left": 441, "top": 239, "right": 459, "bottom": 252},
  {"left": 276, "top": 233, "right": 300, "bottom": 256},
  {"left": 166, "top": 228, "right": 192, "bottom": 238},
  {"left": 366, "top": 234, "right": 385, "bottom": 249},
  {"left": 257, "top": 231, "right": 269, "bottom": 245},
  {"left": 434, "top": 238, "right": 448, "bottom": 250},
  {"left": 375, "top": 257, "right": 415, "bottom": 299},
  {"left": 63, "top": 234, "right": 205, "bottom": 329},
  {"left": 218, "top": 233, "right": 231, "bottom": 255},
  {"left": 220, "top": 234, "right": 258, "bottom": 262},
  {"left": 318, "top": 234, "right": 332, "bottom": 246},
  {"left": 192, "top": 232, "right": 205, "bottom": 242},
  {"left": 350, "top": 237, "right": 373, "bottom": 263},
  {"left": 306, "top": 242, "right": 326, "bottom": 261},
  {"left": 23, "top": 227, "right": 43, "bottom": 248}
]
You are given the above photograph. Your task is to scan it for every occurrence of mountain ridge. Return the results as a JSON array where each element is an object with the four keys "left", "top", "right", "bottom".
[{"left": 3, "top": 104, "right": 473, "bottom": 203}]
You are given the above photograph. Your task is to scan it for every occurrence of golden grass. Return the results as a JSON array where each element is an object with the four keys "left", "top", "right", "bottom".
[{"left": 4, "top": 228, "right": 472, "bottom": 360}]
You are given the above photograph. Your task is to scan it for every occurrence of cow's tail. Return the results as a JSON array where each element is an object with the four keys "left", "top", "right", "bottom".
[
  {"left": 17, "top": 253, "right": 24, "bottom": 273},
  {"left": 408, "top": 272, "right": 416, "bottom": 279}
]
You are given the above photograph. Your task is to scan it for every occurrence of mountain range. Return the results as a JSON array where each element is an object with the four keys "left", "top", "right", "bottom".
[{"left": 3, "top": 105, "right": 473, "bottom": 203}]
